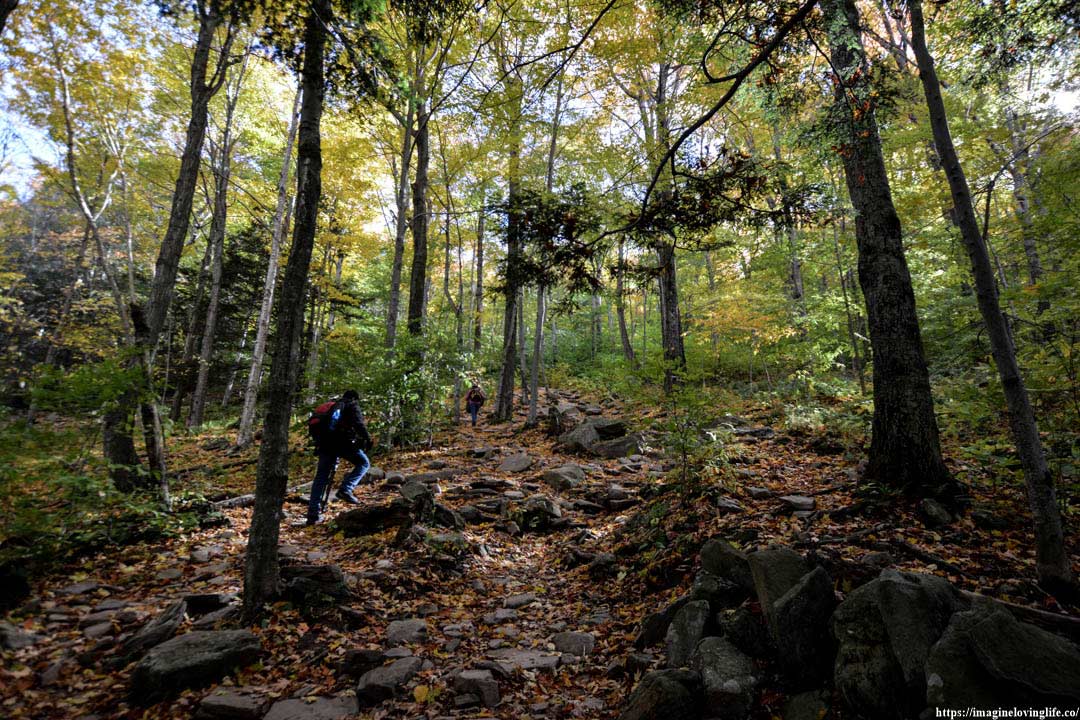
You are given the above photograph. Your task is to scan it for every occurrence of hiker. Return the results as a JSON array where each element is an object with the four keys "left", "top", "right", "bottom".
[
  {"left": 307, "top": 389, "right": 372, "bottom": 526},
  {"left": 464, "top": 383, "right": 486, "bottom": 427}
]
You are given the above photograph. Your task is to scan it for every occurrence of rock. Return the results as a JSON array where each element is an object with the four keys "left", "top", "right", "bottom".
[
  {"left": 83, "top": 621, "right": 112, "bottom": 639},
  {"left": 432, "top": 503, "right": 465, "bottom": 530},
  {"left": 593, "top": 433, "right": 643, "bottom": 459},
  {"left": 747, "top": 486, "right": 772, "bottom": 499},
  {"left": 700, "top": 537, "right": 754, "bottom": 593},
  {"left": 971, "top": 506, "right": 1009, "bottom": 530},
  {"left": 779, "top": 495, "right": 815, "bottom": 512},
  {"left": 454, "top": 669, "right": 500, "bottom": 708},
  {"left": 714, "top": 496, "right": 744, "bottom": 514},
  {"left": 356, "top": 656, "right": 423, "bottom": 704},
  {"left": 771, "top": 566, "right": 836, "bottom": 687},
  {"left": 0, "top": 620, "right": 39, "bottom": 649},
  {"left": 339, "top": 648, "right": 385, "bottom": 678},
  {"left": 588, "top": 552, "right": 618, "bottom": 579},
  {"left": 925, "top": 602, "right": 1080, "bottom": 710},
  {"left": 458, "top": 505, "right": 485, "bottom": 524},
  {"left": 482, "top": 608, "right": 518, "bottom": 625},
  {"left": 689, "top": 570, "right": 746, "bottom": 611},
  {"left": 499, "top": 453, "right": 534, "bottom": 473},
  {"left": 691, "top": 637, "right": 757, "bottom": 718},
  {"left": 748, "top": 547, "right": 810, "bottom": 632},
  {"left": 920, "top": 498, "right": 953, "bottom": 528},
  {"left": 281, "top": 564, "right": 350, "bottom": 606},
  {"left": 335, "top": 499, "right": 413, "bottom": 536},
  {"left": 130, "top": 630, "right": 261, "bottom": 704},
  {"left": 486, "top": 648, "right": 561, "bottom": 672},
  {"left": 558, "top": 422, "right": 601, "bottom": 453},
  {"left": 118, "top": 600, "right": 187, "bottom": 662},
  {"left": 504, "top": 592, "right": 537, "bottom": 609},
  {"left": 263, "top": 696, "right": 360, "bottom": 720},
  {"left": 470, "top": 446, "right": 496, "bottom": 458},
  {"left": 156, "top": 567, "right": 183, "bottom": 581},
  {"left": 424, "top": 531, "right": 470, "bottom": 558},
  {"left": 191, "top": 604, "right": 239, "bottom": 630},
  {"left": 718, "top": 607, "right": 774, "bottom": 659},
  {"left": 367, "top": 466, "right": 386, "bottom": 481},
  {"left": 400, "top": 479, "right": 434, "bottom": 506},
  {"left": 782, "top": 690, "right": 829, "bottom": 720},
  {"left": 195, "top": 688, "right": 269, "bottom": 720},
  {"left": 634, "top": 598, "right": 689, "bottom": 649},
  {"left": 552, "top": 631, "right": 595, "bottom": 656},
  {"left": 618, "top": 669, "right": 701, "bottom": 720},
  {"left": 386, "top": 618, "right": 427, "bottom": 645},
  {"left": 542, "top": 464, "right": 586, "bottom": 491},
  {"left": 517, "top": 494, "right": 562, "bottom": 533},
  {"left": 590, "top": 418, "right": 628, "bottom": 440},
  {"left": 832, "top": 569, "right": 964, "bottom": 719},
  {"left": 185, "top": 593, "right": 236, "bottom": 616},
  {"left": 57, "top": 580, "right": 99, "bottom": 596},
  {"left": 665, "top": 600, "right": 710, "bottom": 668}
]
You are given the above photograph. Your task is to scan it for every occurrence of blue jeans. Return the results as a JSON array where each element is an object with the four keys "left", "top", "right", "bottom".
[
  {"left": 308, "top": 447, "right": 370, "bottom": 522},
  {"left": 466, "top": 402, "right": 481, "bottom": 426}
]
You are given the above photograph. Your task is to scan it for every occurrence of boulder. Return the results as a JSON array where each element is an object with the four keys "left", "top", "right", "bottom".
[
  {"left": 925, "top": 602, "right": 1080, "bottom": 710},
  {"left": 281, "top": 564, "right": 350, "bottom": 606},
  {"left": 432, "top": 503, "right": 465, "bottom": 530},
  {"left": 339, "top": 648, "right": 385, "bottom": 678},
  {"left": 335, "top": 499, "right": 413, "bottom": 536},
  {"left": 635, "top": 597, "right": 690, "bottom": 649},
  {"left": 184, "top": 593, "right": 236, "bottom": 616},
  {"left": 542, "top": 464, "right": 586, "bottom": 491},
  {"left": 717, "top": 607, "right": 774, "bottom": 659},
  {"left": 117, "top": 600, "right": 187, "bottom": 663},
  {"left": 552, "top": 631, "right": 595, "bottom": 656},
  {"left": 559, "top": 422, "right": 600, "bottom": 453},
  {"left": 618, "top": 669, "right": 701, "bottom": 720},
  {"left": 690, "top": 637, "right": 757, "bottom": 719},
  {"left": 771, "top": 566, "right": 836, "bottom": 687},
  {"left": 689, "top": 570, "right": 745, "bottom": 612},
  {"left": 399, "top": 479, "right": 434, "bottom": 505},
  {"left": 516, "top": 494, "right": 562, "bottom": 533},
  {"left": 920, "top": 498, "right": 953, "bottom": 528},
  {"left": 832, "top": 569, "right": 964, "bottom": 719},
  {"left": 0, "top": 620, "right": 39, "bottom": 650},
  {"left": 593, "top": 433, "right": 643, "bottom": 459},
  {"left": 386, "top": 618, "right": 427, "bottom": 645},
  {"left": 548, "top": 401, "right": 586, "bottom": 435},
  {"left": 748, "top": 547, "right": 810, "bottom": 632},
  {"left": 356, "top": 656, "right": 423, "bottom": 704},
  {"left": 263, "top": 696, "right": 360, "bottom": 720},
  {"left": 454, "top": 669, "right": 500, "bottom": 708},
  {"left": 665, "top": 600, "right": 710, "bottom": 668},
  {"left": 700, "top": 537, "right": 754, "bottom": 593},
  {"left": 499, "top": 453, "right": 534, "bottom": 473},
  {"left": 130, "top": 630, "right": 261, "bottom": 704},
  {"left": 195, "top": 688, "right": 269, "bottom": 720}
]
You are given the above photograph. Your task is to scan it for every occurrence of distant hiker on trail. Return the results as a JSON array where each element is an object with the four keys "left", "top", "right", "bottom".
[
  {"left": 306, "top": 389, "right": 373, "bottom": 526},
  {"left": 464, "top": 383, "right": 486, "bottom": 427}
]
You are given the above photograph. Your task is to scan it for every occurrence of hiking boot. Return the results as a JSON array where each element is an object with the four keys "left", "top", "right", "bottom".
[
  {"left": 335, "top": 489, "right": 361, "bottom": 505},
  {"left": 305, "top": 515, "right": 321, "bottom": 527}
]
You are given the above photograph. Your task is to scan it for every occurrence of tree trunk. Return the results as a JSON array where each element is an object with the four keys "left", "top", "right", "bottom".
[
  {"left": 243, "top": 0, "right": 326, "bottom": 622},
  {"left": 305, "top": 244, "right": 338, "bottom": 404},
  {"left": 493, "top": 77, "right": 523, "bottom": 423},
  {"left": 616, "top": 238, "right": 637, "bottom": 366},
  {"left": 171, "top": 232, "right": 213, "bottom": 422},
  {"left": 386, "top": 98, "right": 415, "bottom": 348},
  {"left": 526, "top": 285, "right": 546, "bottom": 427},
  {"left": 144, "top": 5, "right": 234, "bottom": 351},
  {"left": 473, "top": 207, "right": 485, "bottom": 355},
  {"left": 657, "top": 241, "right": 685, "bottom": 392},
  {"left": 237, "top": 88, "right": 300, "bottom": 448},
  {"left": 909, "top": 0, "right": 1072, "bottom": 592},
  {"left": 0, "top": 0, "right": 17, "bottom": 34},
  {"left": 823, "top": 0, "right": 952, "bottom": 495},
  {"left": 407, "top": 100, "right": 430, "bottom": 337}
]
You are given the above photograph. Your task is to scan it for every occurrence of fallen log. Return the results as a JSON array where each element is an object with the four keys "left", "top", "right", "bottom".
[
  {"left": 960, "top": 590, "right": 1080, "bottom": 644},
  {"left": 213, "top": 481, "right": 313, "bottom": 509}
]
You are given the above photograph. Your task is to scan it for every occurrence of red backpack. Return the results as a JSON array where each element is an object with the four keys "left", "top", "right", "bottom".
[{"left": 308, "top": 400, "right": 341, "bottom": 444}]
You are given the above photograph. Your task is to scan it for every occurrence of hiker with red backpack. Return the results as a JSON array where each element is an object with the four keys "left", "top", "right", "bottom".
[
  {"left": 307, "top": 389, "right": 373, "bottom": 526},
  {"left": 464, "top": 383, "right": 486, "bottom": 427}
]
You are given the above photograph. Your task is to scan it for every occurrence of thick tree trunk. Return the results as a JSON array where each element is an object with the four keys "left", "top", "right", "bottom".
[
  {"left": 0, "top": 0, "right": 17, "bottom": 34},
  {"left": 909, "top": 0, "right": 1072, "bottom": 592},
  {"left": 823, "top": 0, "right": 952, "bottom": 495},
  {"left": 386, "top": 99, "right": 415, "bottom": 348},
  {"left": 237, "top": 88, "right": 300, "bottom": 448},
  {"left": 406, "top": 102, "right": 430, "bottom": 337},
  {"left": 243, "top": 0, "right": 326, "bottom": 622},
  {"left": 493, "top": 77, "right": 523, "bottom": 423}
]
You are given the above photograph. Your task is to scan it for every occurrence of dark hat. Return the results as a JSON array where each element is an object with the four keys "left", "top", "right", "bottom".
[{"left": 342, "top": 389, "right": 360, "bottom": 401}]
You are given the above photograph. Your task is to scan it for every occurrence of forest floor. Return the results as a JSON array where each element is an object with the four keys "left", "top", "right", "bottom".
[{"left": 1, "top": 388, "right": 1076, "bottom": 719}]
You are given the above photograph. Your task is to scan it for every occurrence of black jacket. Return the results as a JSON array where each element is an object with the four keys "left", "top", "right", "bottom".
[{"left": 331, "top": 398, "right": 372, "bottom": 454}]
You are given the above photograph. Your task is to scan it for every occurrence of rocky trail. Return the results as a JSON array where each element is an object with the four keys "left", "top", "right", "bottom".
[{"left": 2, "top": 388, "right": 1079, "bottom": 719}]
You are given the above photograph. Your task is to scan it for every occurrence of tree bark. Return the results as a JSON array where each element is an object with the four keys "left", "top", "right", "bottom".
[
  {"left": 526, "top": 285, "right": 546, "bottom": 426},
  {"left": 243, "top": 0, "right": 326, "bottom": 622},
  {"left": 493, "top": 73, "right": 523, "bottom": 423},
  {"left": 237, "top": 87, "right": 300, "bottom": 448},
  {"left": 823, "top": 0, "right": 953, "bottom": 495},
  {"left": 616, "top": 238, "right": 637, "bottom": 367},
  {"left": 386, "top": 97, "right": 415, "bottom": 348},
  {"left": 144, "top": 2, "right": 235, "bottom": 350},
  {"left": 171, "top": 228, "right": 212, "bottom": 422},
  {"left": 909, "top": 0, "right": 1072, "bottom": 592},
  {"left": 657, "top": 241, "right": 685, "bottom": 392},
  {"left": 406, "top": 100, "right": 430, "bottom": 337},
  {"left": 473, "top": 208, "right": 485, "bottom": 355},
  {"left": 0, "top": 0, "right": 17, "bottom": 34},
  {"left": 189, "top": 56, "right": 245, "bottom": 428}
]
